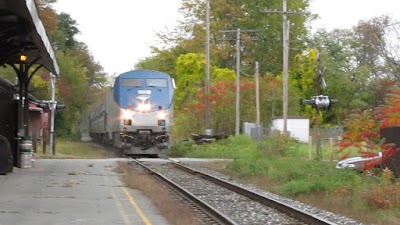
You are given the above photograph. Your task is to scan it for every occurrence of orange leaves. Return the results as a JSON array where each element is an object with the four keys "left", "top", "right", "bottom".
[
  {"left": 360, "top": 151, "right": 379, "bottom": 157},
  {"left": 339, "top": 110, "right": 380, "bottom": 152},
  {"left": 36, "top": 1, "right": 59, "bottom": 34},
  {"left": 339, "top": 85, "right": 400, "bottom": 174},
  {"left": 360, "top": 168, "right": 400, "bottom": 209},
  {"left": 375, "top": 85, "right": 400, "bottom": 129},
  {"left": 337, "top": 140, "right": 353, "bottom": 149},
  {"left": 338, "top": 109, "right": 381, "bottom": 170}
]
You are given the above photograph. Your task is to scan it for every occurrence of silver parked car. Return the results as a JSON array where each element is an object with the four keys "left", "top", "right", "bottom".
[{"left": 336, "top": 152, "right": 382, "bottom": 170}]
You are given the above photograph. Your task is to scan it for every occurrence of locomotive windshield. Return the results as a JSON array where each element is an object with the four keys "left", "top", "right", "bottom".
[
  {"left": 146, "top": 78, "right": 167, "bottom": 87},
  {"left": 121, "top": 78, "right": 142, "bottom": 87}
]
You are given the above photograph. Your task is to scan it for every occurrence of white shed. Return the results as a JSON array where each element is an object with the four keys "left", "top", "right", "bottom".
[{"left": 270, "top": 117, "right": 310, "bottom": 143}]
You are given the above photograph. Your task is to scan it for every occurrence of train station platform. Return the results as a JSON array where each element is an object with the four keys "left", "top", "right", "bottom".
[{"left": 0, "top": 158, "right": 169, "bottom": 225}]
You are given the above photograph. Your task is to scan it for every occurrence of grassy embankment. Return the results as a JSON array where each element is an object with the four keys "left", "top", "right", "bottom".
[
  {"left": 34, "top": 139, "right": 113, "bottom": 159},
  {"left": 168, "top": 134, "right": 400, "bottom": 225}
]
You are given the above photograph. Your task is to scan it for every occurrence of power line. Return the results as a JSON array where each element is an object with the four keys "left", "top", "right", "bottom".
[
  {"left": 262, "top": 0, "right": 307, "bottom": 135},
  {"left": 219, "top": 29, "right": 258, "bottom": 135}
]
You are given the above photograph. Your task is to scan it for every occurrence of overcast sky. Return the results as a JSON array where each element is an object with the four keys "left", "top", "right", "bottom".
[{"left": 53, "top": 0, "right": 399, "bottom": 76}]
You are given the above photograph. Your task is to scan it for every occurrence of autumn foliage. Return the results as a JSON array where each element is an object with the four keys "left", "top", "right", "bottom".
[
  {"left": 361, "top": 168, "right": 400, "bottom": 209},
  {"left": 339, "top": 84, "right": 400, "bottom": 174},
  {"left": 173, "top": 73, "right": 284, "bottom": 140},
  {"left": 176, "top": 78, "right": 255, "bottom": 136}
]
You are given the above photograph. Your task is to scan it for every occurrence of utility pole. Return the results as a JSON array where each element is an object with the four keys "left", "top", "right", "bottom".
[
  {"left": 49, "top": 72, "right": 56, "bottom": 155},
  {"left": 282, "top": 0, "right": 289, "bottom": 135},
  {"left": 219, "top": 29, "right": 258, "bottom": 135},
  {"left": 235, "top": 28, "right": 241, "bottom": 135},
  {"left": 255, "top": 61, "right": 260, "bottom": 125},
  {"left": 205, "top": 0, "right": 211, "bottom": 132},
  {"left": 315, "top": 52, "right": 323, "bottom": 161},
  {"left": 263, "top": 0, "right": 307, "bottom": 135}
]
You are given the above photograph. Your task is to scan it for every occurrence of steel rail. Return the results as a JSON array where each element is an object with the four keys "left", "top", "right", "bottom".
[
  {"left": 172, "top": 161, "right": 336, "bottom": 225},
  {"left": 129, "top": 159, "right": 239, "bottom": 225}
]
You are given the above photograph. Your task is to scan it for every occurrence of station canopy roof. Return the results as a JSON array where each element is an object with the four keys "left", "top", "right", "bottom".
[{"left": 0, "top": 0, "right": 59, "bottom": 75}]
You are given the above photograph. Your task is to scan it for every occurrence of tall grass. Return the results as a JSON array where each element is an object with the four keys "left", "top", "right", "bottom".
[
  {"left": 169, "top": 134, "right": 400, "bottom": 206},
  {"left": 35, "top": 139, "right": 112, "bottom": 159}
]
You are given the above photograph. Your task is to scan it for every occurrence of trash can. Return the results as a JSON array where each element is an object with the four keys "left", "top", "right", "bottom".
[{"left": 20, "top": 136, "right": 33, "bottom": 168}]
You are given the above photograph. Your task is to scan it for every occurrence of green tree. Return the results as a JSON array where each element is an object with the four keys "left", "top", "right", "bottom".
[
  {"left": 54, "top": 51, "right": 89, "bottom": 136},
  {"left": 41, "top": 1, "right": 108, "bottom": 137},
  {"left": 0, "top": 0, "right": 108, "bottom": 137},
  {"left": 175, "top": 53, "right": 206, "bottom": 110},
  {"left": 306, "top": 15, "right": 400, "bottom": 124},
  {"left": 135, "top": 45, "right": 189, "bottom": 78},
  {"left": 172, "top": 0, "right": 312, "bottom": 75},
  {"left": 291, "top": 48, "right": 318, "bottom": 100},
  {"left": 53, "top": 12, "right": 80, "bottom": 50},
  {"left": 144, "top": 0, "right": 312, "bottom": 136},
  {"left": 290, "top": 48, "right": 319, "bottom": 122}
]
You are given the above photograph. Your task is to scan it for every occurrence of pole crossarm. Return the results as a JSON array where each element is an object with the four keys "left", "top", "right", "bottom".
[
  {"left": 219, "top": 29, "right": 258, "bottom": 33},
  {"left": 219, "top": 30, "right": 258, "bottom": 41}
]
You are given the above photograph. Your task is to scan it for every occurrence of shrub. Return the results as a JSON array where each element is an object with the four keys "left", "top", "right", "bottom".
[
  {"left": 360, "top": 169, "right": 400, "bottom": 209},
  {"left": 258, "top": 131, "right": 299, "bottom": 157},
  {"left": 168, "top": 141, "right": 196, "bottom": 157}
]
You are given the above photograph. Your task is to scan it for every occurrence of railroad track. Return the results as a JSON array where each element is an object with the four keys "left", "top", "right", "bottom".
[{"left": 128, "top": 158, "right": 344, "bottom": 225}]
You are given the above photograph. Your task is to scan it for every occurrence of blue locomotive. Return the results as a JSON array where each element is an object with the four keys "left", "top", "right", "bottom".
[{"left": 88, "top": 70, "right": 175, "bottom": 156}]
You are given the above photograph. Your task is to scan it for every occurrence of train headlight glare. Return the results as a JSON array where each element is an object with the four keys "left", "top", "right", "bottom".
[
  {"left": 137, "top": 103, "right": 151, "bottom": 112},
  {"left": 157, "top": 112, "right": 166, "bottom": 120},
  {"left": 121, "top": 109, "right": 133, "bottom": 119}
]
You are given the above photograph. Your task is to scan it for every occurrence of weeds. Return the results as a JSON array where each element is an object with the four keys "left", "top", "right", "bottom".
[
  {"left": 258, "top": 131, "right": 298, "bottom": 156},
  {"left": 169, "top": 134, "right": 400, "bottom": 224},
  {"left": 118, "top": 162, "right": 201, "bottom": 225},
  {"left": 35, "top": 139, "right": 112, "bottom": 159},
  {"left": 168, "top": 140, "right": 196, "bottom": 157},
  {"left": 361, "top": 169, "right": 400, "bottom": 209}
]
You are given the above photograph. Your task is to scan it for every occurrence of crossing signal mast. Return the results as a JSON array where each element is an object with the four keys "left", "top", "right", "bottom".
[{"left": 302, "top": 52, "right": 338, "bottom": 161}]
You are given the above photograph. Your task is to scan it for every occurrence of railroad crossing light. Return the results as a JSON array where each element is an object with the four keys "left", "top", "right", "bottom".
[
  {"left": 315, "top": 95, "right": 330, "bottom": 109},
  {"left": 37, "top": 101, "right": 66, "bottom": 111},
  {"left": 37, "top": 103, "right": 47, "bottom": 108},
  {"left": 56, "top": 104, "right": 66, "bottom": 110},
  {"left": 302, "top": 95, "right": 339, "bottom": 111}
]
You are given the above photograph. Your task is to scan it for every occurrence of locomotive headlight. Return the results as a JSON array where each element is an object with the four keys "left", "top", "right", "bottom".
[
  {"left": 121, "top": 109, "right": 134, "bottom": 119},
  {"left": 137, "top": 103, "right": 151, "bottom": 112},
  {"left": 157, "top": 112, "right": 166, "bottom": 120}
]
